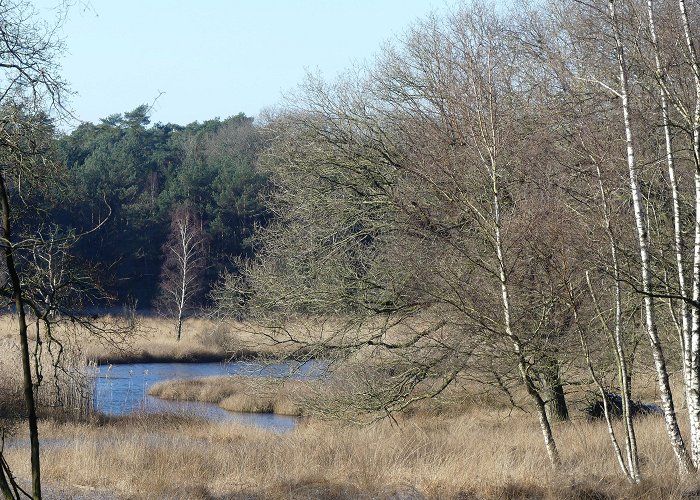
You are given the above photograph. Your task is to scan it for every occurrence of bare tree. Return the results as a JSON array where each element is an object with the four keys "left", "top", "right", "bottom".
[
  {"left": 602, "top": 0, "right": 693, "bottom": 473},
  {"left": 552, "top": 0, "right": 700, "bottom": 475},
  {"left": 0, "top": 110, "right": 64, "bottom": 500},
  {"left": 215, "top": 0, "right": 700, "bottom": 482},
  {"left": 157, "top": 203, "right": 207, "bottom": 341},
  {"left": 512, "top": 0, "right": 700, "bottom": 478},
  {"left": 216, "top": 3, "right": 585, "bottom": 470},
  {"left": 0, "top": 3, "right": 93, "bottom": 498}
]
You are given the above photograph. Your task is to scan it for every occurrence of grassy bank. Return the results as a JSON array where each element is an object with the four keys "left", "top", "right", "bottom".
[
  {"left": 2, "top": 313, "right": 696, "bottom": 498},
  {"left": 0, "top": 314, "right": 291, "bottom": 365},
  {"left": 2, "top": 410, "right": 696, "bottom": 499},
  {"left": 148, "top": 375, "right": 317, "bottom": 416},
  {"left": 81, "top": 317, "right": 260, "bottom": 364}
]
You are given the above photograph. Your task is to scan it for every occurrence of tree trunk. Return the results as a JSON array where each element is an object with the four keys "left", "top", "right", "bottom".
[
  {"left": 491, "top": 157, "right": 560, "bottom": 468},
  {"left": 595, "top": 161, "right": 641, "bottom": 481},
  {"left": 540, "top": 357, "right": 569, "bottom": 422},
  {"left": 0, "top": 449, "right": 26, "bottom": 500},
  {"left": 519, "top": 356, "right": 561, "bottom": 468},
  {"left": 0, "top": 174, "right": 41, "bottom": 499},
  {"left": 646, "top": 0, "right": 695, "bottom": 470},
  {"left": 577, "top": 270, "right": 639, "bottom": 483},
  {"left": 609, "top": 0, "right": 694, "bottom": 475},
  {"left": 176, "top": 264, "right": 185, "bottom": 341},
  {"left": 0, "top": 467, "right": 13, "bottom": 500},
  {"left": 677, "top": 0, "right": 700, "bottom": 468}
]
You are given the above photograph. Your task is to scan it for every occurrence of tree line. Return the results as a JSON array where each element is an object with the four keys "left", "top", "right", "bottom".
[{"left": 50, "top": 106, "right": 268, "bottom": 308}]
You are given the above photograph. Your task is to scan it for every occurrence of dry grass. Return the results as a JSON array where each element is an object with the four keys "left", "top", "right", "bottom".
[
  {"left": 0, "top": 333, "right": 95, "bottom": 422},
  {"left": 82, "top": 317, "right": 245, "bottom": 364},
  {"left": 148, "top": 376, "right": 317, "bottom": 416},
  {"left": 0, "top": 314, "right": 298, "bottom": 365},
  {"left": 2, "top": 409, "right": 697, "bottom": 499},
  {"left": 2, "top": 313, "right": 698, "bottom": 498},
  {"left": 0, "top": 336, "right": 30, "bottom": 427},
  {"left": 77, "top": 316, "right": 327, "bottom": 363}
]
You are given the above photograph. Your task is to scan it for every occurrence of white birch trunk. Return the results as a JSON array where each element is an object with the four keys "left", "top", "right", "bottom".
[
  {"left": 469, "top": 19, "right": 560, "bottom": 469},
  {"left": 647, "top": 0, "right": 691, "bottom": 380},
  {"left": 177, "top": 223, "right": 190, "bottom": 342},
  {"left": 490, "top": 160, "right": 560, "bottom": 469},
  {"left": 582, "top": 273, "right": 635, "bottom": 482},
  {"left": 593, "top": 165, "right": 640, "bottom": 481},
  {"left": 609, "top": 0, "right": 693, "bottom": 474},
  {"left": 678, "top": 0, "right": 700, "bottom": 467}
]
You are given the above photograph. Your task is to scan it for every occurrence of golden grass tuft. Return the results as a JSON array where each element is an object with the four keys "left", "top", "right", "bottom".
[{"left": 148, "top": 375, "right": 314, "bottom": 415}]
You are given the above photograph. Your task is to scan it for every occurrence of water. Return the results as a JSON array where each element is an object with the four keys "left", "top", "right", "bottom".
[{"left": 93, "top": 360, "right": 320, "bottom": 431}]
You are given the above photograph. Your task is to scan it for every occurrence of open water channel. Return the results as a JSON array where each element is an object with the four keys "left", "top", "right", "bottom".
[{"left": 93, "top": 360, "right": 320, "bottom": 432}]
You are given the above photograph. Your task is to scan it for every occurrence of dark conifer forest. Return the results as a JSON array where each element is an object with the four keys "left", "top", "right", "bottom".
[{"left": 48, "top": 106, "right": 268, "bottom": 307}]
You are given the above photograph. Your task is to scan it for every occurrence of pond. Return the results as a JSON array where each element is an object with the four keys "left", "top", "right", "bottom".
[{"left": 93, "top": 360, "right": 320, "bottom": 432}]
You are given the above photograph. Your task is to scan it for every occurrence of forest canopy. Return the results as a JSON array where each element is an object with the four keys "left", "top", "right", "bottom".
[{"left": 45, "top": 108, "right": 269, "bottom": 307}]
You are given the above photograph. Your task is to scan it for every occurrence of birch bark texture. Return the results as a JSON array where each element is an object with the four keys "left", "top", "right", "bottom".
[
  {"left": 606, "top": 0, "right": 693, "bottom": 474},
  {"left": 596, "top": 0, "right": 700, "bottom": 474}
]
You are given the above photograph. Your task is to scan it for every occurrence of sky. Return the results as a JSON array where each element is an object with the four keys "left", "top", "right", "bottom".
[{"left": 33, "top": 0, "right": 460, "bottom": 129}]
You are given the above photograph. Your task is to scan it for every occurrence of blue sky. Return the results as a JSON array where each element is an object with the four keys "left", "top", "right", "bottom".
[{"left": 34, "top": 1, "right": 460, "bottom": 129}]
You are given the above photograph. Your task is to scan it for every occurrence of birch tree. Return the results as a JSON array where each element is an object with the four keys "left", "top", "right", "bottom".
[
  {"left": 217, "top": 3, "right": 582, "bottom": 469},
  {"left": 512, "top": 0, "right": 700, "bottom": 477},
  {"left": 604, "top": 0, "right": 692, "bottom": 473},
  {"left": 157, "top": 203, "right": 207, "bottom": 341},
  {"left": 667, "top": 0, "right": 700, "bottom": 468},
  {"left": 539, "top": 0, "right": 700, "bottom": 475}
]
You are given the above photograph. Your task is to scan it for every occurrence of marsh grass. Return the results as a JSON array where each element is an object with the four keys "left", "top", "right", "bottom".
[
  {"left": 0, "top": 314, "right": 696, "bottom": 498},
  {"left": 0, "top": 314, "right": 282, "bottom": 365},
  {"left": 80, "top": 316, "right": 312, "bottom": 364},
  {"left": 0, "top": 337, "right": 96, "bottom": 423},
  {"left": 148, "top": 375, "right": 317, "bottom": 415},
  {"left": 82, "top": 317, "right": 236, "bottom": 364},
  {"left": 2, "top": 410, "right": 696, "bottom": 499}
]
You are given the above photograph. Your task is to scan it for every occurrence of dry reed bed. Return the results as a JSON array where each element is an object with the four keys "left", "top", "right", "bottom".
[
  {"left": 0, "top": 335, "right": 95, "bottom": 421},
  {"left": 1, "top": 315, "right": 696, "bottom": 497},
  {"left": 0, "top": 314, "right": 289, "bottom": 365},
  {"left": 148, "top": 375, "right": 317, "bottom": 415},
  {"left": 77, "top": 316, "right": 324, "bottom": 363},
  {"left": 81, "top": 317, "right": 242, "bottom": 364},
  {"left": 3, "top": 411, "right": 697, "bottom": 499}
]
